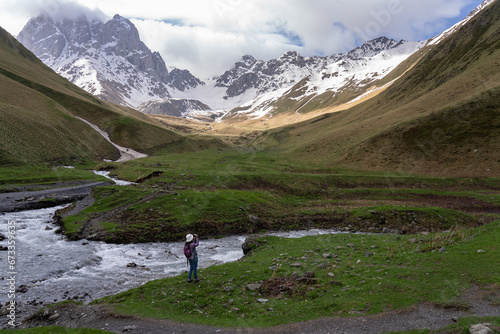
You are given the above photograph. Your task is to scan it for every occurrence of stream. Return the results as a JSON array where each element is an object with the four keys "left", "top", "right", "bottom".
[
  {"left": 0, "top": 121, "right": 339, "bottom": 325},
  {"left": 0, "top": 206, "right": 340, "bottom": 325}
]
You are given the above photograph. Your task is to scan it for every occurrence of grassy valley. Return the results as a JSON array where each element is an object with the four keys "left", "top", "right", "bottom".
[
  {"left": 0, "top": 26, "right": 222, "bottom": 165},
  {"left": 0, "top": 2, "right": 499, "bottom": 333},
  {"left": 251, "top": 0, "right": 500, "bottom": 177},
  {"left": 51, "top": 150, "right": 500, "bottom": 245}
]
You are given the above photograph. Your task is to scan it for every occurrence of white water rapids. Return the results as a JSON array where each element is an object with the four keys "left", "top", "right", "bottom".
[{"left": 0, "top": 206, "right": 340, "bottom": 322}]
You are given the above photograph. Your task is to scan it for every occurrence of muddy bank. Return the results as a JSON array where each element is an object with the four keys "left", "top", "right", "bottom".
[{"left": 56, "top": 203, "right": 486, "bottom": 244}]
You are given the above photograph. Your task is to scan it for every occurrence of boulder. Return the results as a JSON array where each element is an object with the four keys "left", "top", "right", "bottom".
[
  {"left": 469, "top": 323, "right": 494, "bottom": 334},
  {"left": 295, "top": 277, "right": 318, "bottom": 284},
  {"left": 123, "top": 325, "right": 137, "bottom": 332},
  {"left": 249, "top": 215, "right": 260, "bottom": 224},
  {"left": 242, "top": 236, "right": 262, "bottom": 255},
  {"left": 245, "top": 284, "right": 262, "bottom": 291},
  {"left": 303, "top": 271, "right": 315, "bottom": 279},
  {"left": 47, "top": 312, "right": 60, "bottom": 321},
  {"left": 17, "top": 285, "right": 28, "bottom": 293}
]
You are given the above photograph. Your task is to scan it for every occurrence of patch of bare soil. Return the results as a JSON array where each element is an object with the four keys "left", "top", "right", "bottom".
[
  {"left": 409, "top": 194, "right": 500, "bottom": 215},
  {"left": 335, "top": 193, "right": 500, "bottom": 217},
  {"left": 20, "top": 286, "right": 500, "bottom": 334}
]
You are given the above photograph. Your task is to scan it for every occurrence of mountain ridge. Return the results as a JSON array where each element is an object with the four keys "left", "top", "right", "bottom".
[
  {"left": 17, "top": 14, "right": 423, "bottom": 122},
  {"left": 14, "top": 0, "right": 496, "bottom": 132},
  {"left": 17, "top": 14, "right": 203, "bottom": 108},
  {"left": 250, "top": 0, "right": 500, "bottom": 177},
  {"left": 0, "top": 24, "right": 221, "bottom": 164}
]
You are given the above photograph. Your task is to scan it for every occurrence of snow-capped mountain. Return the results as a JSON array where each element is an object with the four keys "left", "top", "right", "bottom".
[
  {"left": 171, "top": 37, "right": 422, "bottom": 121},
  {"left": 17, "top": 0, "right": 492, "bottom": 122},
  {"left": 139, "top": 98, "right": 211, "bottom": 118},
  {"left": 163, "top": 36, "right": 422, "bottom": 121},
  {"left": 17, "top": 12, "right": 423, "bottom": 121},
  {"left": 214, "top": 52, "right": 328, "bottom": 99},
  {"left": 232, "top": 37, "right": 425, "bottom": 120},
  {"left": 17, "top": 14, "right": 203, "bottom": 108}
]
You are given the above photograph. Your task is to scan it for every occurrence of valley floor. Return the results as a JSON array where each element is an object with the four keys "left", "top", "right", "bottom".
[
  {"left": 19, "top": 285, "right": 500, "bottom": 334},
  {"left": 2, "top": 152, "right": 499, "bottom": 334}
]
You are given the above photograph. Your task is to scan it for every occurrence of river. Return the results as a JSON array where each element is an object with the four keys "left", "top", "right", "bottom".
[{"left": 0, "top": 206, "right": 340, "bottom": 325}]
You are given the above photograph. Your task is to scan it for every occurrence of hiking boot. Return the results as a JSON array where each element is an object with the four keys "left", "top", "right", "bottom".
[
  {"left": 187, "top": 279, "right": 193, "bottom": 283},
  {"left": 194, "top": 279, "right": 200, "bottom": 283}
]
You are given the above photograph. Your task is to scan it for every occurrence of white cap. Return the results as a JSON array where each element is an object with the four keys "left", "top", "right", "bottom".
[{"left": 186, "top": 234, "right": 194, "bottom": 242}]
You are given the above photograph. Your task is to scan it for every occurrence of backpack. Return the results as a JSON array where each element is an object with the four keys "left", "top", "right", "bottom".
[{"left": 184, "top": 244, "right": 192, "bottom": 258}]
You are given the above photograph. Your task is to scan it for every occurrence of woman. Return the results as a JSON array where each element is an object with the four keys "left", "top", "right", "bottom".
[{"left": 185, "top": 233, "right": 200, "bottom": 283}]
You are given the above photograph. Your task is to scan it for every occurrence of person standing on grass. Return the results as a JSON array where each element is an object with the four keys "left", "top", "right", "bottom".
[{"left": 185, "top": 233, "right": 200, "bottom": 283}]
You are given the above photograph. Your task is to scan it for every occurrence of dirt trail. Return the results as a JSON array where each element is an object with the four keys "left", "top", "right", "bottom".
[
  {"left": 76, "top": 116, "right": 148, "bottom": 162},
  {"left": 22, "top": 286, "right": 500, "bottom": 334}
]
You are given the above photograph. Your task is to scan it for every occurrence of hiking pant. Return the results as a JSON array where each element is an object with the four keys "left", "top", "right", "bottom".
[{"left": 188, "top": 256, "right": 198, "bottom": 280}]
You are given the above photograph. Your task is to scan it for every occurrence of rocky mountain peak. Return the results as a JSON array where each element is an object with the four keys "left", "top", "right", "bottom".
[
  {"left": 279, "top": 50, "right": 300, "bottom": 60},
  {"left": 17, "top": 13, "right": 203, "bottom": 107},
  {"left": 241, "top": 54, "right": 257, "bottom": 63},
  {"left": 348, "top": 36, "right": 404, "bottom": 58},
  {"left": 103, "top": 14, "right": 140, "bottom": 45}
]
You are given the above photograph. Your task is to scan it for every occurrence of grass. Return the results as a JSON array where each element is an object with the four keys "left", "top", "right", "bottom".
[
  {"left": 54, "top": 149, "right": 500, "bottom": 243},
  {"left": 91, "top": 220, "right": 500, "bottom": 328},
  {"left": 2, "top": 318, "right": 499, "bottom": 333},
  {"left": 0, "top": 74, "right": 119, "bottom": 164},
  {"left": 0, "top": 163, "right": 106, "bottom": 187},
  {"left": 247, "top": 2, "right": 500, "bottom": 177}
]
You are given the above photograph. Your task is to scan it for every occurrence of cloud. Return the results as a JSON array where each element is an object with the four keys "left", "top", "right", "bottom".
[
  {"left": 0, "top": 0, "right": 109, "bottom": 35},
  {"left": 0, "top": 0, "right": 479, "bottom": 77},
  {"left": 130, "top": 0, "right": 477, "bottom": 76},
  {"left": 131, "top": 19, "right": 300, "bottom": 78}
]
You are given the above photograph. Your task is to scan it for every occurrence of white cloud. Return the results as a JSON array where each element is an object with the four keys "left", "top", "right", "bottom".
[
  {"left": 131, "top": 19, "right": 299, "bottom": 78},
  {"left": 0, "top": 0, "right": 480, "bottom": 77}
]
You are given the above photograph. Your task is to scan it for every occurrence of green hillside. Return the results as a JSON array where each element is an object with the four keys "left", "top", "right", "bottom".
[
  {"left": 253, "top": 0, "right": 500, "bottom": 177},
  {"left": 0, "top": 73, "right": 118, "bottom": 164},
  {"left": 0, "top": 26, "right": 203, "bottom": 164}
]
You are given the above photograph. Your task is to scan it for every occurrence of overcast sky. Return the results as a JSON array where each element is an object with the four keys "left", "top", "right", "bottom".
[{"left": 0, "top": 0, "right": 483, "bottom": 78}]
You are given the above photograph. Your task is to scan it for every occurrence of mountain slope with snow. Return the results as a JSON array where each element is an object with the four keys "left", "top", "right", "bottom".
[
  {"left": 17, "top": 13, "right": 423, "bottom": 122},
  {"left": 161, "top": 37, "right": 422, "bottom": 122},
  {"left": 222, "top": 37, "right": 425, "bottom": 120},
  {"left": 428, "top": 0, "right": 496, "bottom": 46},
  {"left": 16, "top": 0, "right": 495, "bottom": 124},
  {"left": 17, "top": 14, "right": 203, "bottom": 108}
]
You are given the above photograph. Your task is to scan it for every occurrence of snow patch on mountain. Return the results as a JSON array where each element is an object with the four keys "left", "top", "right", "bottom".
[
  {"left": 428, "top": 0, "right": 495, "bottom": 46},
  {"left": 226, "top": 39, "right": 425, "bottom": 120},
  {"left": 17, "top": 0, "right": 496, "bottom": 123},
  {"left": 17, "top": 14, "right": 202, "bottom": 108}
]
